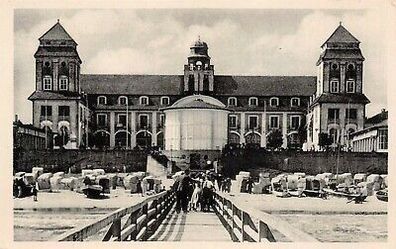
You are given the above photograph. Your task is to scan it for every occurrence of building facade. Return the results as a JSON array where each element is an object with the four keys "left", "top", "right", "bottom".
[
  {"left": 13, "top": 116, "right": 53, "bottom": 150},
  {"left": 28, "top": 21, "right": 369, "bottom": 151},
  {"left": 350, "top": 110, "right": 388, "bottom": 152},
  {"left": 306, "top": 24, "right": 370, "bottom": 151}
]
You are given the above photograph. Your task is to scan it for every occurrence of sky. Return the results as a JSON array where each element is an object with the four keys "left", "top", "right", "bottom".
[{"left": 14, "top": 8, "right": 388, "bottom": 123}]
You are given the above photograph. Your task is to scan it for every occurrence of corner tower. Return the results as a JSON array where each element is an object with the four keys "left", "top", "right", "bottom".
[
  {"left": 183, "top": 37, "right": 215, "bottom": 95},
  {"left": 307, "top": 23, "right": 370, "bottom": 151},
  {"left": 29, "top": 20, "right": 88, "bottom": 149}
]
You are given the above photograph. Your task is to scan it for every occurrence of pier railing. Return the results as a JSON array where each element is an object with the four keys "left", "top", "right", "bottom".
[
  {"left": 55, "top": 190, "right": 175, "bottom": 241},
  {"left": 213, "top": 192, "right": 318, "bottom": 242}
]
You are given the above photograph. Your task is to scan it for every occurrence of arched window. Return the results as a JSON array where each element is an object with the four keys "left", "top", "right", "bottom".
[
  {"left": 228, "top": 97, "right": 237, "bottom": 106},
  {"left": 97, "top": 96, "right": 107, "bottom": 105},
  {"left": 59, "top": 75, "right": 68, "bottom": 91},
  {"left": 140, "top": 96, "right": 149, "bottom": 105},
  {"left": 290, "top": 97, "right": 300, "bottom": 107},
  {"left": 346, "top": 80, "right": 355, "bottom": 93},
  {"left": 270, "top": 97, "right": 279, "bottom": 107},
  {"left": 249, "top": 97, "right": 258, "bottom": 106},
  {"left": 160, "top": 96, "right": 170, "bottom": 106},
  {"left": 196, "top": 60, "right": 202, "bottom": 70},
  {"left": 203, "top": 75, "right": 210, "bottom": 92},
  {"left": 118, "top": 96, "right": 128, "bottom": 105},
  {"left": 188, "top": 75, "right": 195, "bottom": 92}
]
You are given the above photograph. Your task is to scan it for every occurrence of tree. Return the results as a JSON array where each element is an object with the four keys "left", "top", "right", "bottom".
[{"left": 267, "top": 129, "right": 283, "bottom": 149}]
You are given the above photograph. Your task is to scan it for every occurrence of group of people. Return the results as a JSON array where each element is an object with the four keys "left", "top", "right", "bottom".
[{"left": 172, "top": 169, "right": 219, "bottom": 214}]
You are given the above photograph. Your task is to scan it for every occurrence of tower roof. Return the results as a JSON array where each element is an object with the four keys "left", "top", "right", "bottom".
[
  {"left": 39, "top": 20, "right": 75, "bottom": 41},
  {"left": 322, "top": 23, "right": 360, "bottom": 47},
  {"left": 191, "top": 36, "right": 208, "bottom": 48}
]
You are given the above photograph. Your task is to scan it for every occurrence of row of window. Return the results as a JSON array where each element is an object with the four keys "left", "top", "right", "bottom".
[
  {"left": 97, "top": 96, "right": 170, "bottom": 106},
  {"left": 43, "top": 75, "right": 69, "bottom": 91},
  {"left": 227, "top": 97, "right": 300, "bottom": 107},
  {"left": 97, "top": 113, "right": 165, "bottom": 128},
  {"left": 40, "top": 105, "right": 70, "bottom": 117},
  {"left": 328, "top": 108, "right": 357, "bottom": 121},
  {"left": 330, "top": 79, "right": 355, "bottom": 93},
  {"left": 228, "top": 115, "right": 301, "bottom": 130}
]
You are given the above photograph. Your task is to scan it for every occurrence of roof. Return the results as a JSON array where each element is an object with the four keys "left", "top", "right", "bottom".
[
  {"left": 365, "top": 110, "right": 388, "bottom": 126},
  {"left": 39, "top": 22, "right": 75, "bottom": 41},
  {"left": 80, "top": 74, "right": 317, "bottom": 97},
  {"left": 162, "top": 99, "right": 229, "bottom": 111},
  {"left": 317, "top": 49, "right": 364, "bottom": 65},
  {"left": 350, "top": 124, "right": 387, "bottom": 137},
  {"left": 311, "top": 93, "right": 370, "bottom": 106},
  {"left": 213, "top": 75, "right": 317, "bottom": 96},
  {"left": 322, "top": 24, "right": 360, "bottom": 46},
  {"left": 34, "top": 46, "right": 81, "bottom": 62},
  {"left": 28, "top": 91, "right": 83, "bottom": 101}
]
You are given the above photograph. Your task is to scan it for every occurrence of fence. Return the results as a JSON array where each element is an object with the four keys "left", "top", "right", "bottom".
[
  {"left": 54, "top": 190, "right": 175, "bottom": 241},
  {"left": 213, "top": 192, "right": 317, "bottom": 242}
]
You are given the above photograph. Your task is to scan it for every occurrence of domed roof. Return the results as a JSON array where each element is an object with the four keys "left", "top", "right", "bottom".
[
  {"left": 191, "top": 36, "right": 208, "bottom": 48},
  {"left": 162, "top": 95, "right": 229, "bottom": 111}
]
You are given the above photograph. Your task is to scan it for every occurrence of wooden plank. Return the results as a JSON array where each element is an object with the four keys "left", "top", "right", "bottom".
[
  {"left": 55, "top": 191, "right": 168, "bottom": 241},
  {"left": 136, "top": 227, "right": 147, "bottom": 241},
  {"left": 120, "top": 224, "right": 137, "bottom": 241}
]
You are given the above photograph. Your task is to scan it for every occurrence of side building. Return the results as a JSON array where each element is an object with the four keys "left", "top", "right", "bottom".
[{"left": 350, "top": 109, "right": 388, "bottom": 153}]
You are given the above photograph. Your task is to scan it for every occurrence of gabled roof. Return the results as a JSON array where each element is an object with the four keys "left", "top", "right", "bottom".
[
  {"left": 322, "top": 24, "right": 360, "bottom": 47},
  {"left": 80, "top": 74, "right": 317, "bottom": 97},
  {"left": 39, "top": 21, "right": 75, "bottom": 41}
]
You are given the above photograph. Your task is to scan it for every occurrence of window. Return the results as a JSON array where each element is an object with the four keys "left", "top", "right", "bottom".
[
  {"left": 40, "top": 106, "right": 52, "bottom": 117},
  {"left": 330, "top": 80, "right": 339, "bottom": 93},
  {"left": 161, "top": 96, "right": 170, "bottom": 106},
  {"left": 118, "top": 96, "right": 128, "bottom": 105},
  {"left": 346, "top": 80, "right": 355, "bottom": 93},
  {"left": 329, "top": 128, "right": 339, "bottom": 144},
  {"left": 291, "top": 97, "right": 300, "bottom": 107},
  {"left": 97, "top": 114, "right": 107, "bottom": 126},
  {"left": 228, "top": 97, "right": 237, "bottom": 106},
  {"left": 290, "top": 116, "right": 300, "bottom": 130},
  {"left": 43, "top": 76, "right": 52, "bottom": 90},
  {"left": 346, "top": 108, "right": 357, "bottom": 120},
  {"left": 58, "top": 106, "right": 70, "bottom": 117},
  {"left": 189, "top": 64, "right": 194, "bottom": 70},
  {"left": 249, "top": 97, "right": 258, "bottom": 106},
  {"left": 59, "top": 76, "right": 68, "bottom": 90},
  {"left": 118, "top": 114, "right": 127, "bottom": 126},
  {"left": 328, "top": 108, "right": 339, "bottom": 121},
  {"left": 97, "top": 96, "right": 107, "bottom": 105},
  {"left": 248, "top": 116, "right": 258, "bottom": 129},
  {"left": 229, "top": 115, "right": 237, "bottom": 128},
  {"left": 139, "top": 114, "right": 148, "bottom": 128},
  {"left": 270, "top": 97, "right": 279, "bottom": 107},
  {"left": 140, "top": 96, "right": 149, "bottom": 105},
  {"left": 378, "top": 129, "right": 388, "bottom": 150},
  {"left": 269, "top": 116, "right": 279, "bottom": 129},
  {"left": 159, "top": 114, "right": 165, "bottom": 127}
]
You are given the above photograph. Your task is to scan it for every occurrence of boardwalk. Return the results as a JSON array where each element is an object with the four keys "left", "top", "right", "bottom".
[{"left": 149, "top": 209, "right": 231, "bottom": 241}]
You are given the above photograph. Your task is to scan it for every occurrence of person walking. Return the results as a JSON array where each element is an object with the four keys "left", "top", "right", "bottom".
[
  {"left": 190, "top": 182, "right": 203, "bottom": 211},
  {"left": 174, "top": 169, "right": 192, "bottom": 213},
  {"left": 202, "top": 176, "right": 215, "bottom": 212}
]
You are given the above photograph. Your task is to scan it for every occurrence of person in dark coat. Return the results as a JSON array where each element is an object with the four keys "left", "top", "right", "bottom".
[{"left": 174, "top": 169, "right": 192, "bottom": 213}]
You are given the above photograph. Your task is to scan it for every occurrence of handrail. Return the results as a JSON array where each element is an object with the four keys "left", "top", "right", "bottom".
[
  {"left": 213, "top": 192, "right": 318, "bottom": 242},
  {"left": 54, "top": 190, "right": 175, "bottom": 241}
]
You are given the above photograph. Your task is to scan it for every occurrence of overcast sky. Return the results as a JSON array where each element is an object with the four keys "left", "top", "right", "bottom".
[{"left": 14, "top": 8, "right": 388, "bottom": 123}]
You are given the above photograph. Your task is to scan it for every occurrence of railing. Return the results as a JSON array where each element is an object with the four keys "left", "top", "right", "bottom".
[
  {"left": 213, "top": 192, "right": 318, "bottom": 242},
  {"left": 54, "top": 190, "right": 175, "bottom": 241}
]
